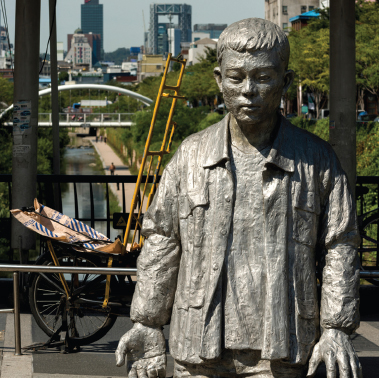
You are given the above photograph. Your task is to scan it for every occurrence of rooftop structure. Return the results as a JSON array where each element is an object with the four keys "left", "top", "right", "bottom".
[
  {"left": 149, "top": 3, "right": 191, "bottom": 54},
  {"left": 188, "top": 37, "right": 217, "bottom": 66},
  {"left": 137, "top": 54, "right": 165, "bottom": 82},
  {"left": 289, "top": 9, "right": 320, "bottom": 31},
  {"left": 264, "top": 0, "right": 319, "bottom": 32}
]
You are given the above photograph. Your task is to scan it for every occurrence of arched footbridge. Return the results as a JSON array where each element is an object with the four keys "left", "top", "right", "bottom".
[{"left": 0, "top": 84, "right": 153, "bottom": 127}]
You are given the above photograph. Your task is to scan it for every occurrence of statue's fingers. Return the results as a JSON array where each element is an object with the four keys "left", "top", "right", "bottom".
[
  {"left": 324, "top": 351, "right": 337, "bottom": 378},
  {"left": 344, "top": 342, "right": 363, "bottom": 378},
  {"left": 137, "top": 368, "right": 148, "bottom": 378},
  {"left": 115, "top": 333, "right": 131, "bottom": 367},
  {"left": 147, "top": 368, "right": 158, "bottom": 378},
  {"left": 306, "top": 344, "right": 322, "bottom": 377},
  {"left": 128, "top": 366, "right": 138, "bottom": 378},
  {"left": 347, "top": 351, "right": 362, "bottom": 378},
  {"left": 157, "top": 367, "right": 166, "bottom": 378},
  {"left": 336, "top": 352, "right": 351, "bottom": 378}
]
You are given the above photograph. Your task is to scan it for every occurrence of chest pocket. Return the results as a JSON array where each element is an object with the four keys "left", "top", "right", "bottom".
[{"left": 292, "top": 190, "right": 320, "bottom": 247}]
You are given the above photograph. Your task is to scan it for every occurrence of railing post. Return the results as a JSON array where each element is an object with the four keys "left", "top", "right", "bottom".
[
  {"left": 118, "top": 113, "right": 121, "bottom": 123},
  {"left": 13, "top": 271, "right": 21, "bottom": 355},
  {"left": 101, "top": 113, "right": 104, "bottom": 123}
]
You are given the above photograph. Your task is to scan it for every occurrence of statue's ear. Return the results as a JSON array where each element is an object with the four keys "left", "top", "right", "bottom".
[
  {"left": 282, "top": 69, "right": 295, "bottom": 95},
  {"left": 214, "top": 67, "right": 223, "bottom": 93}
]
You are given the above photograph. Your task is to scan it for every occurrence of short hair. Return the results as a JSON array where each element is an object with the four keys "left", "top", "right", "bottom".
[{"left": 217, "top": 18, "right": 290, "bottom": 68}]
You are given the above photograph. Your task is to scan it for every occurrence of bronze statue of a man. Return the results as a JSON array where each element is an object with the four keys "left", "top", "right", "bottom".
[{"left": 116, "top": 18, "right": 362, "bottom": 378}]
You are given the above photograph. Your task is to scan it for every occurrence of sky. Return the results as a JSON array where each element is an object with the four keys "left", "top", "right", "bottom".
[{"left": 4, "top": 0, "right": 264, "bottom": 53}]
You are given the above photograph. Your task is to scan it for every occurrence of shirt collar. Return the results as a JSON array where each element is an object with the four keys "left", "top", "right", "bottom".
[{"left": 201, "top": 113, "right": 295, "bottom": 173}]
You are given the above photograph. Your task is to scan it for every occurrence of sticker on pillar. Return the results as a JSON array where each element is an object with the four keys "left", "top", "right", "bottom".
[
  {"left": 13, "top": 145, "right": 31, "bottom": 157},
  {"left": 13, "top": 100, "right": 31, "bottom": 132}
]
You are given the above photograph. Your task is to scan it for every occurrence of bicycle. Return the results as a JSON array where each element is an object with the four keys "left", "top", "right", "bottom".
[
  {"left": 27, "top": 238, "right": 139, "bottom": 351},
  {"left": 10, "top": 199, "right": 141, "bottom": 352}
]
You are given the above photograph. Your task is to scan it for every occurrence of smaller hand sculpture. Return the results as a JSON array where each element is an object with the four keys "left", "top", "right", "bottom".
[
  {"left": 115, "top": 322, "right": 166, "bottom": 378},
  {"left": 306, "top": 328, "right": 362, "bottom": 378}
]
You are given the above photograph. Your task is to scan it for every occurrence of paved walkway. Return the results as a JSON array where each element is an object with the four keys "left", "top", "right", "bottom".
[{"left": 85, "top": 137, "right": 135, "bottom": 212}]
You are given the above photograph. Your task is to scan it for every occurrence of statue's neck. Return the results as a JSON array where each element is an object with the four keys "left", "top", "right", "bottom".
[{"left": 229, "top": 114, "right": 279, "bottom": 153}]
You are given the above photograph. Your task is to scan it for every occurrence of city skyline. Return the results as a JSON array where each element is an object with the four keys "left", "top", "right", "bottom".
[{"left": 5, "top": 0, "right": 264, "bottom": 54}]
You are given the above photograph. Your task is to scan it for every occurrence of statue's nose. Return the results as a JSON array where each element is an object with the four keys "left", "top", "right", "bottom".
[{"left": 242, "top": 78, "right": 257, "bottom": 96}]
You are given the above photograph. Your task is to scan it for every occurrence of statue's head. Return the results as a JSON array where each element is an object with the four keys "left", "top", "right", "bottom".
[{"left": 214, "top": 18, "right": 294, "bottom": 127}]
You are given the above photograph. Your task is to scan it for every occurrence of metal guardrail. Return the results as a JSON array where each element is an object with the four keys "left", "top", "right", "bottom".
[
  {"left": 0, "top": 264, "right": 137, "bottom": 356},
  {"left": 0, "top": 174, "right": 159, "bottom": 262},
  {"left": 1, "top": 264, "right": 378, "bottom": 356},
  {"left": 4, "top": 113, "right": 136, "bottom": 127}
]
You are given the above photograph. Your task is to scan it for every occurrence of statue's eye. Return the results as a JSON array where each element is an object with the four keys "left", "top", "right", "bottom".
[
  {"left": 258, "top": 75, "right": 270, "bottom": 82},
  {"left": 229, "top": 76, "right": 242, "bottom": 83}
]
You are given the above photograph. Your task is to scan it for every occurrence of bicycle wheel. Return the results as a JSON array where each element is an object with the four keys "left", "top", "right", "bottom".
[
  {"left": 359, "top": 211, "right": 379, "bottom": 286},
  {"left": 29, "top": 251, "right": 118, "bottom": 346}
]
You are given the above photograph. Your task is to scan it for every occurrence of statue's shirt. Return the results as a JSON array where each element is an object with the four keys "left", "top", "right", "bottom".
[
  {"left": 224, "top": 143, "right": 270, "bottom": 350},
  {"left": 131, "top": 114, "right": 360, "bottom": 365}
]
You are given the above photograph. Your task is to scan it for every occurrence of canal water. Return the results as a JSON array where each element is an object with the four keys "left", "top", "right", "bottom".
[{"left": 61, "top": 136, "right": 119, "bottom": 241}]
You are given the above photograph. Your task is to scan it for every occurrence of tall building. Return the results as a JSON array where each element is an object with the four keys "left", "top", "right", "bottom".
[
  {"left": 193, "top": 24, "right": 227, "bottom": 40},
  {"left": 168, "top": 28, "right": 182, "bottom": 56},
  {"left": 81, "top": 0, "right": 104, "bottom": 59},
  {"left": 0, "top": 26, "right": 13, "bottom": 69},
  {"left": 65, "top": 34, "right": 92, "bottom": 69},
  {"left": 149, "top": 4, "right": 191, "bottom": 55},
  {"left": 264, "top": 0, "right": 320, "bottom": 31},
  {"left": 57, "top": 42, "right": 64, "bottom": 61},
  {"left": 68, "top": 31, "right": 101, "bottom": 63}
]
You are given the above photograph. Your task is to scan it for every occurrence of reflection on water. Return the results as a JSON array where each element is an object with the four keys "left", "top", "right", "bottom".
[{"left": 61, "top": 136, "right": 119, "bottom": 240}]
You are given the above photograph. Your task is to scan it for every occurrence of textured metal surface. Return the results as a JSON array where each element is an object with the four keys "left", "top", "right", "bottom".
[{"left": 117, "top": 18, "right": 362, "bottom": 378}]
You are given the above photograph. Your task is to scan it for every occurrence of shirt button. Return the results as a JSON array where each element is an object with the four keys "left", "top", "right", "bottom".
[
  {"left": 225, "top": 196, "right": 231, "bottom": 202},
  {"left": 221, "top": 229, "right": 227, "bottom": 235},
  {"left": 213, "top": 263, "right": 218, "bottom": 271}
]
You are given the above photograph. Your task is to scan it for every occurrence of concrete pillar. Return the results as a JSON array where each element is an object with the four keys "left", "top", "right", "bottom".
[
  {"left": 11, "top": 0, "right": 41, "bottom": 251},
  {"left": 329, "top": 0, "right": 356, "bottom": 195},
  {"left": 49, "top": 0, "right": 60, "bottom": 175}
]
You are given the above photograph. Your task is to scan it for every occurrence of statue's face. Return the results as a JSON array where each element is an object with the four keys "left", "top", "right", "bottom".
[{"left": 214, "top": 48, "right": 293, "bottom": 126}]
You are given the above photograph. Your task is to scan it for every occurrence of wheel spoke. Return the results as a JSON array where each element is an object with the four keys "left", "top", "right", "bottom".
[{"left": 31, "top": 252, "right": 116, "bottom": 345}]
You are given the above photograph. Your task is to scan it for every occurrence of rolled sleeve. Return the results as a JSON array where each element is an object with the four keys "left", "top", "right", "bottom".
[{"left": 320, "top": 173, "right": 361, "bottom": 333}]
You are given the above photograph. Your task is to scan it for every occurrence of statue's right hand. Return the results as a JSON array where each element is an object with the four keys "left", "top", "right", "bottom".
[{"left": 115, "top": 322, "right": 166, "bottom": 378}]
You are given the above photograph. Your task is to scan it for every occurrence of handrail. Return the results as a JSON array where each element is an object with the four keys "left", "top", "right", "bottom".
[
  {"left": 0, "top": 265, "right": 378, "bottom": 357},
  {"left": 0, "top": 264, "right": 137, "bottom": 357},
  {"left": 0, "top": 264, "right": 137, "bottom": 275},
  {"left": 0, "top": 174, "right": 160, "bottom": 184}
]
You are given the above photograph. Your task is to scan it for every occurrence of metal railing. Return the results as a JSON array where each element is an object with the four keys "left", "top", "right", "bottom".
[
  {"left": 0, "top": 174, "right": 378, "bottom": 265},
  {"left": 0, "top": 264, "right": 137, "bottom": 355},
  {"left": 0, "top": 263, "right": 377, "bottom": 356},
  {"left": 0, "top": 174, "right": 159, "bottom": 262},
  {"left": 356, "top": 176, "right": 379, "bottom": 268},
  {"left": 5, "top": 113, "right": 136, "bottom": 127}
]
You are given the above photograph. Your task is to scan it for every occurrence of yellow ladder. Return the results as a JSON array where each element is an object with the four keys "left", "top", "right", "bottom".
[{"left": 123, "top": 53, "right": 187, "bottom": 251}]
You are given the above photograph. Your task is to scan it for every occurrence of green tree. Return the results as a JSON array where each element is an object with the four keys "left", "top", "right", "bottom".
[
  {"left": 59, "top": 71, "right": 69, "bottom": 82},
  {"left": 288, "top": 26, "right": 329, "bottom": 119},
  {"left": 355, "top": 3, "right": 379, "bottom": 112},
  {"left": 198, "top": 46, "right": 217, "bottom": 65},
  {"left": 181, "top": 59, "right": 220, "bottom": 107},
  {"left": 0, "top": 75, "right": 13, "bottom": 106},
  {"left": 103, "top": 48, "right": 131, "bottom": 65}
]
